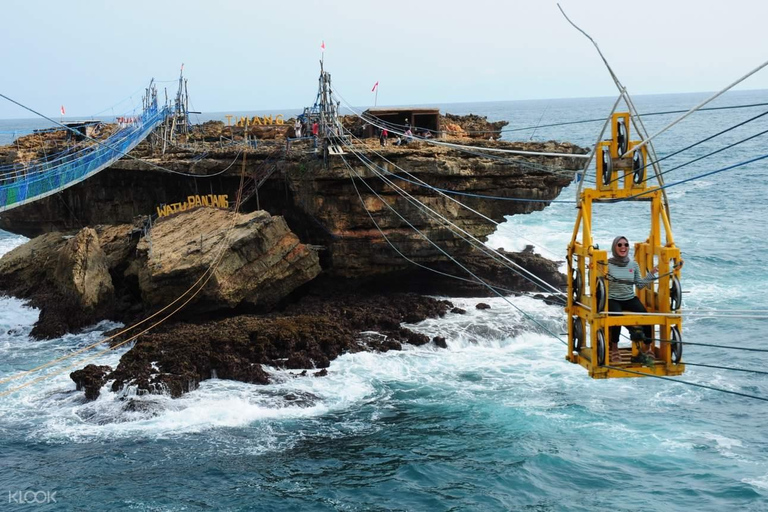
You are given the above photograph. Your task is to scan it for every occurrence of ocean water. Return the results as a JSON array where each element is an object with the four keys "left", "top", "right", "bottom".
[{"left": 1, "top": 89, "right": 767, "bottom": 511}]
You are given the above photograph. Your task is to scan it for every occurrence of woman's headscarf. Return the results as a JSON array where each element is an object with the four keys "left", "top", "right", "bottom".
[{"left": 608, "top": 236, "right": 630, "bottom": 267}]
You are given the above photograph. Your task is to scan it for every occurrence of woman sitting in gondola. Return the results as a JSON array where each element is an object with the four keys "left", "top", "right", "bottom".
[{"left": 607, "top": 236, "right": 657, "bottom": 363}]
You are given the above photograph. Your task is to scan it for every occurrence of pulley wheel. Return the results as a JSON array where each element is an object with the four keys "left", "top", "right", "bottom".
[
  {"left": 595, "top": 277, "right": 606, "bottom": 312},
  {"left": 596, "top": 329, "right": 606, "bottom": 366},
  {"left": 670, "top": 276, "right": 682, "bottom": 311},
  {"left": 572, "top": 316, "right": 584, "bottom": 351},
  {"left": 617, "top": 120, "right": 628, "bottom": 156},
  {"left": 633, "top": 150, "right": 645, "bottom": 184},
  {"left": 572, "top": 268, "right": 583, "bottom": 304},
  {"left": 601, "top": 148, "right": 613, "bottom": 186},
  {"left": 670, "top": 326, "right": 683, "bottom": 364}
]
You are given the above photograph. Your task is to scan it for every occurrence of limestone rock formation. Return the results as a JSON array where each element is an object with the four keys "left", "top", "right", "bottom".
[
  {"left": 52, "top": 228, "right": 114, "bottom": 311},
  {"left": 94, "top": 223, "right": 139, "bottom": 271},
  {"left": 0, "top": 229, "right": 116, "bottom": 338},
  {"left": 132, "top": 208, "right": 322, "bottom": 312},
  {"left": 439, "top": 113, "right": 510, "bottom": 140},
  {"left": 0, "top": 232, "right": 69, "bottom": 298},
  {"left": 285, "top": 140, "right": 582, "bottom": 278},
  {"left": 0, "top": 208, "right": 322, "bottom": 337}
]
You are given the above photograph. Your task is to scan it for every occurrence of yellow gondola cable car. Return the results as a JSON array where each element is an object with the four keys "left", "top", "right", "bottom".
[{"left": 566, "top": 113, "right": 685, "bottom": 379}]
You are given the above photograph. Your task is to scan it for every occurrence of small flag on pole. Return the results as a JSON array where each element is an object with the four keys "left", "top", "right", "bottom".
[
  {"left": 371, "top": 81, "right": 379, "bottom": 92},
  {"left": 320, "top": 41, "right": 325, "bottom": 52},
  {"left": 60, "top": 105, "right": 65, "bottom": 116}
]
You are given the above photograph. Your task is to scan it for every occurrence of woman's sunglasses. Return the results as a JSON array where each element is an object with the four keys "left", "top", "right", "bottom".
[{"left": 617, "top": 243, "right": 629, "bottom": 248}]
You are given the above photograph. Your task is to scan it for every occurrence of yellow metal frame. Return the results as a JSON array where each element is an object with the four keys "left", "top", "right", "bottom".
[{"left": 566, "top": 113, "right": 685, "bottom": 379}]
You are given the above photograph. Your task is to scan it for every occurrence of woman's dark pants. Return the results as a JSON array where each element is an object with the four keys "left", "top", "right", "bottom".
[{"left": 608, "top": 297, "right": 653, "bottom": 344}]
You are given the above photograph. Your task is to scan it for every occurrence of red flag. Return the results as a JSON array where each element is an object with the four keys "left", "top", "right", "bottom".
[
  {"left": 371, "top": 81, "right": 379, "bottom": 92},
  {"left": 60, "top": 105, "right": 65, "bottom": 116},
  {"left": 320, "top": 41, "right": 325, "bottom": 51}
]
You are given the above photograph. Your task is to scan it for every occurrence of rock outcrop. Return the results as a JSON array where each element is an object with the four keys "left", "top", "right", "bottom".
[
  {"left": 284, "top": 140, "right": 581, "bottom": 278},
  {"left": 0, "top": 208, "right": 322, "bottom": 337},
  {"left": 70, "top": 364, "right": 112, "bottom": 401},
  {"left": 53, "top": 228, "right": 114, "bottom": 311},
  {"left": 0, "top": 229, "right": 115, "bottom": 338},
  {"left": 132, "top": 208, "right": 321, "bottom": 312},
  {"left": 439, "top": 113, "right": 509, "bottom": 140},
  {"left": 99, "top": 292, "right": 451, "bottom": 399}
]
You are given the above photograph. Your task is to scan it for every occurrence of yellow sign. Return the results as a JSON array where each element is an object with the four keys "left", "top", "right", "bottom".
[
  {"left": 156, "top": 194, "right": 229, "bottom": 218},
  {"left": 227, "top": 115, "right": 285, "bottom": 127}
]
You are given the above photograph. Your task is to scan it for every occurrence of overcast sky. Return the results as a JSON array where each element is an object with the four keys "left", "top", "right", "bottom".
[{"left": 2, "top": 0, "right": 767, "bottom": 119}]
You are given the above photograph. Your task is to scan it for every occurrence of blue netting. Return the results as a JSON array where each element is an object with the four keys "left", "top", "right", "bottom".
[{"left": 0, "top": 105, "right": 168, "bottom": 212}]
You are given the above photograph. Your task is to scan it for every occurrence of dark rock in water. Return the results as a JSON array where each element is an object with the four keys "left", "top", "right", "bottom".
[
  {"left": 108, "top": 316, "right": 316, "bottom": 398},
  {"left": 399, "top": 328, "right": 429, "bottom": 346},
  {"left": 73, "top": 292, "right": 451, "bottom": 399},
  {"left": 476, "top": 303, "right": 491, "bottom": 310},
  {"left": 121, "top": 398, "right": 160, "bottom": 415},
  {"left": 283, "top": 390, "right": 321, "bottom": 407},
  {"left": 314, "top": 369, "right": 328, "bottom": 378},
  {"left": 286, "top": 353, "right": 314, "bottom": 370},
  {"left": 451, "top": 307, "right": 466, "bottom": 315},
  {"left": 70, "top": 364, "right": 112, "bottom": 401},
  {"left": 381, "top": 339, "right": 403, "bottom": 352},
  {"left": 532, "top": 293, "right": 564, "bottom": 306},
  {"left": 433, "top": 336, "right": 448, "bottom": 349}
]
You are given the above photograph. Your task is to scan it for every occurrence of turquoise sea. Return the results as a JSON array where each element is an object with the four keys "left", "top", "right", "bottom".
[{"left": 1, "top": 89, "right": 767, "bottom": 511}]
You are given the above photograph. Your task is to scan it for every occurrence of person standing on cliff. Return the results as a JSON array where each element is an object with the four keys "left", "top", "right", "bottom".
[
  {"left": 380, "top": 128, "right": 388, "bottom": 146},
  {"left": 312, "top": 121, "right": 319, "bottom": 148},
  {"left": 294, "top": 119, "right": 302, "bottom": 138}
]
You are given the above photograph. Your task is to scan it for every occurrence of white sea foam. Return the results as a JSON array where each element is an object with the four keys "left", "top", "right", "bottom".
[
  {"left": 695, "top": 432, "right": 746, "bottom": 460},
  {"left": 743, "top": 473, "right": 768, "bottom": 492},
  {"left": 0, "top": 232, "right": 27, "bottom": 257},
  {"left": 0, "top": 295, "right": 567, "bottom": 441}
]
